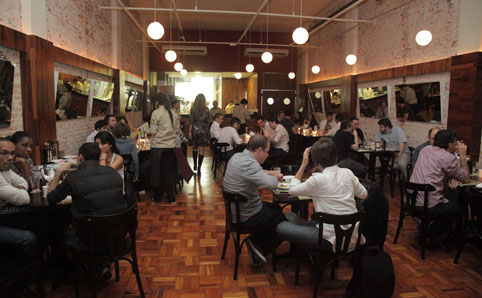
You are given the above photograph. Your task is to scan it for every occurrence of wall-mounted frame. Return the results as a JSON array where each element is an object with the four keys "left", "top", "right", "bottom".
[
  {"left": 0, "top": 58, "right": 15, "bottom": 128},
  {"left": 394, "top": 82, "right": 441, "bottom": 123},
  {"left": 357, "top": 86, "right": 388, "bottom": 119},
  {"left": 55, "top": 72, "right": 90, "bottom": 120}
]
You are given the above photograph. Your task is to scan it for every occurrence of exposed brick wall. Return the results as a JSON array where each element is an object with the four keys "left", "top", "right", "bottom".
[
  {"left": 120, "top": 3, "right": 143, "bottom": 77},
  {"left": 46, "top": 0, "right": 113, "bottom": 67},
  {"left": 0, "top": 0, "right": 22, "bottom": 31},
  {"left": 0, "top": 47, "right": 23, "bottom": 137}
]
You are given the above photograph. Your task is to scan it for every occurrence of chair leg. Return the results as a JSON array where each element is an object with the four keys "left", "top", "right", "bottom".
[
  {"left": 330, "top": 262, "right": 336, "bottom": 280},
  {"left": 130, "top": 251, "right": 146, "bottom": 298},
  {"left": 34, "top": 261, "right": 45, "bottom": 298},
  {"left": 221, "top": 229, "right": 230, "bottom": 260},
  {"left": 393, "top": 215, "right": 404, "bottom": 244},
  {"left": 115, "top": 261, "right": 120, "bottom": 281},
  {"left": 88, "top": 263, "right": 98, "bottom": 298},
  {"left": 421, "top": 233, "right": 427, "bottom": 260},
  {"left": 233, "top": 238, "right": 241, "bottom": 280},
  {"left": 294, "top": 250, "right": 303, "bottom": 285},
  {"left": 272, "top": 249, "right": 277, "bottom": 272},
  {"left": 312, "top": 260, "right": 322, "bottom": 298}
]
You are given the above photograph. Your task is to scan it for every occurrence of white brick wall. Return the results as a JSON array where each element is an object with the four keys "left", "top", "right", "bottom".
[{"left": 0, "top": 0, "right": 22, "bottom": 32}]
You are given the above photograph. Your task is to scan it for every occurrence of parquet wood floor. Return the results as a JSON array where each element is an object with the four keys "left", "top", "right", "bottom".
[{"left": 44, "top": 157, "right": 482, "bottom": 297}]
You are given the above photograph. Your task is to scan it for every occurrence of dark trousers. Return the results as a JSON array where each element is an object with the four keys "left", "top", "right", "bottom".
[
  {"left": 0, "top": 226, "right": 37, "bottom": 257},
  {"left": 150, "top": 148, "right": 178, "bottom": 202},
  {"left": 241, "top": 202, "right": 286, "bottom": 256}
]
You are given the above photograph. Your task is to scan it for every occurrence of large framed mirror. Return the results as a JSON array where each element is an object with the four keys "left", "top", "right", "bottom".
[
  {"left": 91, "top": 79, "right": 114, "bottom": 117},
  {"left": 322, "top": 89, "right": 341, "bottom": 115},
  {"left": 125, "top": 87, "right": 144, "bottom": 112},
  {"left": 357, "top": 86, "right": 388, "bottom": 118},
  {"left": 55, "top": 73, "right": 90, "bottom": 120},
  {"left": 0, "top": 59, "right": 14, "bottom": 128},
  {"left": 395, "top": 82, "right": 441, "bottom": 123}
]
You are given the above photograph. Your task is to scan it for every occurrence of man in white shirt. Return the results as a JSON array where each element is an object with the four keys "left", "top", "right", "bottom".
[
  {"left": 218, "top": 117, "right": 244, "bottom": 160},
  {"left": 256, "top": 116, "right": 275, "bottom": 138},
  {"left": 86, "top": 119, "right": 108, "bottom": 143},
  {"left": 209, "top": 113, "right": 224, "bottom": 140},
  {"left": 265, "top": 118, "right": 289, "bottom": 167},
  {"left": 326, "top": 114, "right": 343, "bottom": 136}
]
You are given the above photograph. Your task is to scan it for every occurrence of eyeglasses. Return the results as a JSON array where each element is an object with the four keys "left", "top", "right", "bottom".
[{"left": 0, "top": 150, "right": 16, "bottom": 157}]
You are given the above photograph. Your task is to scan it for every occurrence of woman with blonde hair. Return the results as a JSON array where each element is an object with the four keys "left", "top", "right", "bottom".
[{"left": 189, "top": 93, "right": 210, "bottom": 174}]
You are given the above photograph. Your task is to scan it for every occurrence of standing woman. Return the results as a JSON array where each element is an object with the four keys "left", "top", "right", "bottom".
[
  {"left": 189, "top": 93, "right": 210, "bottom": 175},
  {"left": 149, "top": 93, "right": 178, "bottom": 203},
  {"left": 94, "top": 131, "right": 124, "bottom": 182},
  {"left": 10, "top": 131, "right": 34, "bottom": 185}
]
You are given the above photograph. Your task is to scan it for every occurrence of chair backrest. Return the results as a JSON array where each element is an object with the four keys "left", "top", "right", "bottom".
[
  {"left": 215, "top": 142, "right": 230, "bottom": 160},
  {"left": 312, "top": 210, "right": 364, "bottom": 259},
  {"left": 221, "top": 188, "right": 247, "bottom": 227},
  {"left": 407, "top": 147, "right": 415, "bottom": 178},
  {"left": 121, "top": 154, "right": 132, "bottom": 173},
  {"left": 76, "top": 204, "right": 137, "bottom": 260},
  {"left": 467, "top": 188, "right": 482, "bottom": 231},
  {"left": 399, "top": 180, "right": 435, "bottom": 214}
]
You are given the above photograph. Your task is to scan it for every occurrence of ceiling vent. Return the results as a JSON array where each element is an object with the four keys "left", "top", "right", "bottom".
[
  {"left": 244, "top": 48, "right": 289, "bottom": 58},
  {"left": 161, "top": 45, "right": 207, "bottom": 56}
]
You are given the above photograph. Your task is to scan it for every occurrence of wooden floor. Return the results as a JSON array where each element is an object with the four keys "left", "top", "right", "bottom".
[{"left": 45, "top": 157, "right": 482, "bottom": 298}]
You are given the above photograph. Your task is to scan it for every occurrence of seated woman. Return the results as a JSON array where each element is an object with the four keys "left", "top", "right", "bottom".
[
  {"left": 276, "top": 138, "right": 368, "bottom": 252},
  {"left": 303, "top": 112, "right": 318, "bottom": 129},
  {"left": 10, "top": 131, "right": 34, "bottom": 186},
  {"left": 94, "top": 131, "right": 124, "bottom": 182},
  {"left": 113, "top": 123, "right": 139, "bottom": 181}
]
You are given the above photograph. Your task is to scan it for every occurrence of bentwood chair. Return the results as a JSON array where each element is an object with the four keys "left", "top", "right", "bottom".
[
  {"left": 67, "top": 204, "right": 144, "bottom": 298},
  {"left": 213, "top": 142, "right": 230, "bottom": 178},
  {"left": 294, "top": 211, "right": 364, "bottom": 298},
  {"left": 221, "top": 189, "right": 277, "bottom": 280},
  {"left": 121, "top": 154, "right": 140, "bottom": 203}
]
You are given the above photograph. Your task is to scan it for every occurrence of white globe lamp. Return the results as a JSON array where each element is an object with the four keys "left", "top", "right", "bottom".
[
  {"left": 345, "top": 54, "right": 357, "bottom": 65},
  {"left": 311, "top": 65, "right": 320, "bottom": 74},
  {"left": 245, "top": 63, "right": 254, "bottom": 73},
  {"left": 234, "top": 72, "right": 242, "bottom": 80},
  {"left": 165, "top": 50, "right": 177, "bottom": 62},
  {"left": 288, "top": 72, "right": 295, "bottom": 79},
  {"left": 261, "top": 51, "right": 273, "bottom": 63},
  {"left": 292, "top": 27, "right": 309, "bottom": 45},
  {"left": 180, "top": 69, "right": 187, "bottom": 76},
  {"left": 174, "top": 62, "right": 183, "bottom": 71},
  {"left": 147, "top": 21, "right": 164, "bottom": 40},
  {"left": 415, "top": 30, "right": 432, "bottom": 46}
]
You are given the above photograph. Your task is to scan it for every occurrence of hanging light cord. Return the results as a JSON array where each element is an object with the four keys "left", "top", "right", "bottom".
[
  {"left": 300, "top": 0, "right": 303, "bottom": 27},
  {"left": 154, "top": 0, "right": 156, "bottom": 22},
  {"left": 266, "top": 1, "right": 269, "bottom": 49}
]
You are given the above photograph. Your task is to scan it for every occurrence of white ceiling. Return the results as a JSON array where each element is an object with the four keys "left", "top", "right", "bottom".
[{"left": 125, "top": 0, "right": 354, "bottom": 33}]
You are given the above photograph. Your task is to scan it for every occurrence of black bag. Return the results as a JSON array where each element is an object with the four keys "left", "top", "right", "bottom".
[{"left": 346, "top": 246, "right": 395, "bottom": 298}]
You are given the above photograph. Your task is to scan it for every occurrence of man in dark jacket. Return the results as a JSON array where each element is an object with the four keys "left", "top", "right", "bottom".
[{"left": 47, "top": 142, "right": 128, "bottom": 219}]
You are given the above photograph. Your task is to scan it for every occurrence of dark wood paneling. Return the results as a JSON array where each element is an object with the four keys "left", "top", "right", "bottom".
[
  {"left": 340, "top": 75, "right": 356, "bottom": 118},
  {"left": 20, "top": 36, "right": 56, "bottom": 164},
  {"left": 0, "top": 24, "right": 26, "bottom": 52},
  {"left": 112, "top": 69, "right": 121, "bottom": 115},
  {"left": 54, "top": 47, "right": 114, "bottom": 77},
  {"left": 262, "top": 72, "right": 296, "bottom": 90},
  {"left": 447, "top": 52, "right": 482, "bottom": 160},
  {"left": 356, "top": 58, "right": 451, "bottom": 83}
]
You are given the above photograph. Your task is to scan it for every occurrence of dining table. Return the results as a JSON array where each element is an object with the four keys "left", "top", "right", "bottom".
[{"left": 356, "top": 147, "right": 397, "bottom": 186}]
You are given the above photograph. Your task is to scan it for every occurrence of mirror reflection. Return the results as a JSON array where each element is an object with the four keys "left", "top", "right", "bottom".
[
  {"left": 323, "top": 89, "right": 341, "bottom": 115},
  {"left": 358, "top": 86, "right": 388, "bottom": 118},
  {"left": 91, "top": 79, "right": 114, "bottom": 117},
  {"left": 0, "top": 59, "right": 14, "bottom": 128},
  {"left": 125, "top": 88, "right": 144, "bottom": 112},
  {"left": 56, "top": 73, "right": 90, "bottom": 120},
  {"left": 395, "top": 82, "right": 441, "bottom": 123}
]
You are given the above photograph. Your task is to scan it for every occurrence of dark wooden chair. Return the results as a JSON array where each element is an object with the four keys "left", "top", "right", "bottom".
[
  {"left": 67, "top": 204, "right": 144, "bottom": 298},
  {"left": 0, "top": 256, "right": 44, "bottom": 298},
  {"left": 121, "top": 154, "right": 140, "bottom": 202},
  {"left": 221, "top": 189, "right": 277, "bottom": 280},
  {"left": 393, "top": 180, "right": 454, "bottom": 260},
  {"left": 294, "top": 211, "right": 364, "bottom": 298},
  {"left": 375, "top": 150, "right": 396, "bottom": 196},
  {"left": 213, "top": 142, "right": 230, "bottom": 177},
  {"left": 406, "top": 146, "right": 415, "bottom": 179}
]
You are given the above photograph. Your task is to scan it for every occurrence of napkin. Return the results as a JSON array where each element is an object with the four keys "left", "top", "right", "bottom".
[
  {"left": 41, "top": 168, "right": 55, "bottom": 182},
  {"left": 476, "top": 183, "right": 482, "bottom": 189}
]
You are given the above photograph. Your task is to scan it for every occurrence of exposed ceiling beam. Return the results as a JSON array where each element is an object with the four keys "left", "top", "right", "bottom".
[
  {"left": 308, "top": 0, "right": 366, "bottom": 36},
  {"left": 169, "top": 0, "right": 186, "bottom": 41},
  {"left": 236, "top": 0, "right": 269, "bottom": 44},
  {"left": 114, "top": 0, "right": 162, "bottom": 54},
  {"left": 137, "top": 39, "right": 323, "bottom": 49},
  {"left": 98, "top": 6, "right": 373, "bottom": 24}
]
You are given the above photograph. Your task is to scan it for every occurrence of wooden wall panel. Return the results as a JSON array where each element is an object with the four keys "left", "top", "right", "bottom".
[
  {"left": 447, "top": 52, "right": 482, "bottom": 160},
  {"left": 246, "top": 75, "right": 257, "bottom": 110},
  {"left": 222, "top": 78, "right": 247, "bottom": 108},
  {"left": 54, "top": 47, "right": 113, "bottom": 77},
  {"left": 0, "top": 24, "right": 26, "bottom": 52},
  {"left": 112, "top": 69, "right": 121, "bottom": 115},
  {"left": 20, "top": 36, "right": 56, "bottom": 164}
]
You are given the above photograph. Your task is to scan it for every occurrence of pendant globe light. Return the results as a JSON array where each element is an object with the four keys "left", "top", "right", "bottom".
[
  {"left": 245, "top": 63, "right": 254, "bottom": 73},
  {"left": 165, "top": 50, "right": 177, "bottom": 62},
  {"left": 147, "top": 0, "right": 164, "bottom": 40},
  {"left": 292, "top": 0, "right": 309, "bottom": 45},
  {"left": 262, "top": 52, "right": 273, "bottom": 63},
  {"left": 180, "top": 69, "right": 187, "bottom": 76},
  {"left": 415, "top": 30, "right": 432, "bottom": 46},
  {"left": 311, "top": 65, "right": 320, "bottom": 74},
  {"left": 234, "top": 72, "right": 242, "bottom": 79},
  {"left": 288, "top": 72, "right": 296, "bottom": 79},
  {"left": 345, "top": 54, "right": 357, "bottom": 65},
  {"left": 174, "top": 62, "right": 183, "bottom": 71},
  {"left": 262, "top": 1, "right": 272, "bottom": 64},
  {"left": 164, "top": 3, "right": 176, "bottom": 62}
]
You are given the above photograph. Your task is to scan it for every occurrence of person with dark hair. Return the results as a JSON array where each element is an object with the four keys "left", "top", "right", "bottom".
[
  {"left": 326, "top": 114, "right": 343, "bottom": 136},
  {"left": 117, "top": 116, "right": 128, "bottom": 125},
  {"left": 232, "top": 98, "right": 250, "bottom": 133},
  {"left": 95, "top": 131, "right": 124, "bottom": 183},
  {"left": 114, "top": 122, "right": 139, "bottom": 180},
  {"left": 86, "top": 119, "right": 108, "bottom": 143},
  {"left": 396, "top": 97, "right": 415, "bottom": 121},
  {"left": 375, "top": 101, "right": 388, "bottom": 119},
  {"left": 257, "top": 116, "right": 275, "bottom": 137},
  {"left": 276, "top": 138, "right": 367, "bottom": 252},
  {"left": 210, "top": 113, "right": 224, "bottom": 140},
  {"left": 104, "top": 114, "right": 117, "bottom": 132},
  {"left": 319, "top": 111, "right": 335, "bottom": 132},
  {"left": 189, "top": 94, "right": 210, "bottom": 175},
  {"left": 350, "top": 117, "right": 365, "bottom": 144},
  {"left": 360, "top": 102, "right": 374, "bottom": 118},
  {"left": 150, "top": 93, "right": 178, "bottom": 203},
  {"left": 410, "top": 129, "right": 469, "bottom": 242},
  {"left": 279, "top": 110, "right": 296, "bottom": 136},
  {"left": 218, "top": 117, "right": 243, "bottom": 160},
  {"left": 333, "top": 120, "right": 360, "bottom": 162},
  {"left": 376, "top": 118, "right": 410, "bottom": 179},
  {"left": 223, "top": 135, "right": 285, "bottom": 266},
  {"left": 9, "top": 131, "right": 34, "bottom": 184},
  {"left": 209, "top": 100, "right": 224, "bottom": 121},
  {"left": 412, "top": 127, "right": 441, "bottom": 169},
  {"left": 265, "top": 117, "right": 289, "bottom": 164},
  {"left": 293, "top": 111, "right": 303, "bottom": 126}
]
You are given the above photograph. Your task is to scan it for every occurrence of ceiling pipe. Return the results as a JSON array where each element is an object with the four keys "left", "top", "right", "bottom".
[
  {"left": 169, "top": 0, "right": 186, "bottom": 41},
  {"left": 308, "top": 0, "right": 366, "bottom": 36},
  {"left": 137, "top": 39, "right": 323, "bottom": 49},
  {"left": 236, "top": 0, "right": 269, "bottom": 44},
  {"left": 114, "top": 0, "right": 163, "bottom": 54}
]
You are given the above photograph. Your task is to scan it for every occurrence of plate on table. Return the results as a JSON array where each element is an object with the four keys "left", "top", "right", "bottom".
[{"left": 278, "top": 183, "right": 290, "bottom": 192}]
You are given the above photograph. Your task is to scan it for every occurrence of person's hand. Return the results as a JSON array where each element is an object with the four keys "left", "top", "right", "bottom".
[
  {"left": 132, "top": 178, "right": 139, "bottom": 183},
  {"left": 456, "top": 140, "right": 467, "bottom": 156},
  {"left": 325, "top": 124, "right": 331, "bottom": 131},
  {"left": 189, "top": 132, "right": 192, "bottom": 139},
  {"left": 273, "top": 173, "right": 283, "bottom": 181},
  {"left": 57, "top": 162, "right": 74, "bottom": 175},
  {"left": 448, "top": 178, "right": 460, "bottom": 189},
  {"left": 13, "top": 184, "right": 27, "bottom": 190},
  {"left": 99, "top": 153, "right": 107, "bottom": 162},
  {"left": 353, "top": 129, "right": 358, "bottom": 138},
  {"left": 14, "top": 156, "right": 27, "bottom": 164},
  {"left": 302, "top": 147, "right": 312, "bottom": 166}
]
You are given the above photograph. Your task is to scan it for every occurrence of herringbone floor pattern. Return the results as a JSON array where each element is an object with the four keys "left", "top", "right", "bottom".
[{"left": 46, "top": 158, "right": 482, "bottom": 297}]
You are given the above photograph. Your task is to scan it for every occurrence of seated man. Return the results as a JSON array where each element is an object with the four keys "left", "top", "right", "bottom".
[
  {"left": 376, "top": 118, "right": 411, "bottom": 180},
  {"left": 276, "top": 138, "right": 368, "bottom": 251},
  {"left": 265, "top": 118, "right": 289, "bottom": 163},
  {"left": 319, "top": 112, "right": 335, "bottom": 132},
  {"left": 326, "top": 114, "right": 343, "bottom": 136},
  {"left": 223, "top": 135, "right": 285, "bottom": 265},
  {"left": 350, "top": 117, "right": 365, "bottom": 145},
  {"left": 396, "top": 98, "right": 416, "bottom": 121},
  {"left": 47, "top": 142, "right": 128, "bottom": 220},
  {"left": 410, "top": 129, "right": 469, "bottom": 240},
  {"left": 412, "top": 127, "right": 440, "bottom": 169},
  {"left": 218, "top": 117, "right": 243, "bottom": 160},
  {"left": 210, "top": 113, "right": 223, "bottom": 140},
  {"left": 86, "top": 119, "right": 108, "bottom": 143},
  {"left": 333, "top": 120, "right": 360, "bottom": 162},
  {"left": 256, "top": 116, "right": 275, "bottom": 137},
  {"left": 104, "top": 114, "right": 117, "bottom": 133}
]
